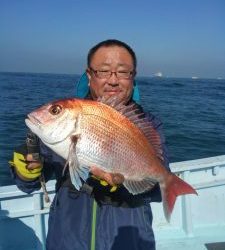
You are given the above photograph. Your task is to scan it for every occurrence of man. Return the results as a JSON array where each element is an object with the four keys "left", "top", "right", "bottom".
[{"left": 10, "top": 39, "right": 169, "bottom": 250}]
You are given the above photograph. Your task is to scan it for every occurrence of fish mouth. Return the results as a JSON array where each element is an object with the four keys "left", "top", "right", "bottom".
[
  {"left": 27, "top": 114, "right": 42, "bottom": 126},
  {"left": 25, "top": 116, "right": 54, "bottom": 145},
  {"left": 25, "top": 114, "right": 42, "bottom": 134}
]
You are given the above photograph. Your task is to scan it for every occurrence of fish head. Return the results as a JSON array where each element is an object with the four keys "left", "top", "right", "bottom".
[{"left": 25, "top": 98, "right": 82, "bottom": 146}]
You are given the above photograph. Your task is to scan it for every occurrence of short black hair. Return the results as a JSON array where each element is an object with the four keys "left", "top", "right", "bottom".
[{"left": 87, "top": 39, "right": 137, "bottom": 70}]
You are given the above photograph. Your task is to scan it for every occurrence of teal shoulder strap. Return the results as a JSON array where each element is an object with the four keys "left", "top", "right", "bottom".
[{"left": 75, "top": 73, "right": 140, "bottom": 104}]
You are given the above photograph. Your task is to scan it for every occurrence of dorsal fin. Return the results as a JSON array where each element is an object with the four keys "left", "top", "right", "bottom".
[{"left": 98, "top": 96, "right": 164, "bottom": 161}]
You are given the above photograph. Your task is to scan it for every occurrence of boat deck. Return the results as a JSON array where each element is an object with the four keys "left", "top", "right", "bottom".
[{"left": 1, "top": 155, "right": 225, "bottom": 250}]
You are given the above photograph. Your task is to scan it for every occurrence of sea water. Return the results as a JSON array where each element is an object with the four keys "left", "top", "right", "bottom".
[{"left": 0, "top": 72, "right": 224, "bottom": 186}]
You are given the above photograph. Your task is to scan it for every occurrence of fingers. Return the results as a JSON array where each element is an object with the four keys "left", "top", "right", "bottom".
[
  {"left": 26, "top": 162, "right": 41, "bottom": 170},
  {"left": 26, "top": 154, "right": 37, "bottom": 161},
  {"left": 101, "top": 173, "right": 115, "bottom": 186},
  {"left": 90, "top": 166, "right": 113, "bottom": 185},
  {"left": 90, "top": 166, "right": 124, "bottom": 186},
  {"left": 112, "top": 173, "right": 124, "bottom": 185},
  {"left": 26, "top": 154, "right": 42, "bottom": 170}
]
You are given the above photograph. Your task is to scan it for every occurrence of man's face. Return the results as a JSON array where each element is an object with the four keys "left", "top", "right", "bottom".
[{"left": 86, "top": 46, "right": 135, "bottom": 103}]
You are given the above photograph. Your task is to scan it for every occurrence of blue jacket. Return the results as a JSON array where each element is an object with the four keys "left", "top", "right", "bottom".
[{"left": 14, "top": 103, "right": 169, "bottom": 250}]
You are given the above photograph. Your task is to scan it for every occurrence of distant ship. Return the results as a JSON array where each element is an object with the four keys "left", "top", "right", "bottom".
[{"left": 153, "top": 72, "right": 163, "bottom": 77}]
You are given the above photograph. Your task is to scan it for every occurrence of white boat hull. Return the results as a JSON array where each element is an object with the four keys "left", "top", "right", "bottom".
[{"left": 1, "top": 155, "right": 225, "bottom": 250}]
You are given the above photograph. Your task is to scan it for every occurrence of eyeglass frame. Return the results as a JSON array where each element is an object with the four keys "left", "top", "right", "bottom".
[{"left": 88, "top": 67, "right": 135, "bottom": 80}]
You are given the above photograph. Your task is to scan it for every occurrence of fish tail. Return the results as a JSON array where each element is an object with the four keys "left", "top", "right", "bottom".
[{"left": 161, "top": 173, "right": 197, "bottom": 222}]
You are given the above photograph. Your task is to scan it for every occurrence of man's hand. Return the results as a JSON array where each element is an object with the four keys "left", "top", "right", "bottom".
[
  {"left": 90, "top": 166, "right": 124, "bottom": 186},
  {"left": 9, "top": 149, "right": 43, "bottom": 181},
  {"left": 26, "top": 154, "right": 42, "bottom": 170}
]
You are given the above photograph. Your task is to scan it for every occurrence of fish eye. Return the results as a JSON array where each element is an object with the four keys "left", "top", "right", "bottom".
[{"left": 49, "top": 105, "right": 62, "bottom": 115}]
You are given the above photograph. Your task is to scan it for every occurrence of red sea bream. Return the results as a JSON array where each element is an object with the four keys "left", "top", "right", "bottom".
[{"left": 25, "top": 97, "right": 197, "bottom": 221}]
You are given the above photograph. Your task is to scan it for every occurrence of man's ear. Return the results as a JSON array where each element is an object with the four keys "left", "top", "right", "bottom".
[{"left": 86, "top": 68, "right": 92, "bottom": 81}]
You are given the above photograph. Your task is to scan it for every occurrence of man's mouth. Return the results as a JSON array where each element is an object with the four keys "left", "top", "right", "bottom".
[{"left": 104, "top": 89, "right": 122, "bottom": 95}]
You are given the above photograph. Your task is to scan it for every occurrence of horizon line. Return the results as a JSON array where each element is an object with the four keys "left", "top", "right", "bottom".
[{"left": 0, "top": 70, "right": 224, "bottom": 80}]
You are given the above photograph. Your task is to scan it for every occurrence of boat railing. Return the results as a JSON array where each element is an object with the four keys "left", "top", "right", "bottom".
[{"left": 1, "top": 155, "right": 225, "bottom": 250}]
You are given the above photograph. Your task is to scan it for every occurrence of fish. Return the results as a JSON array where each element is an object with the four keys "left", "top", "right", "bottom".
[{"left": 25, "top": 96, "right": 197, "bottom": 221}]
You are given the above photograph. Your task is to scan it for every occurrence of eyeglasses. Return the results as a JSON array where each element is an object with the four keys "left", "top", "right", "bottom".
[{"left": 89, "top": 67, "right": 134, "bottom": 79}]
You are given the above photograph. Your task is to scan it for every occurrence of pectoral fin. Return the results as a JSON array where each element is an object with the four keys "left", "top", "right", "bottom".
[{"left": 66, "top": 135, "right": 90, "bottom": 191}]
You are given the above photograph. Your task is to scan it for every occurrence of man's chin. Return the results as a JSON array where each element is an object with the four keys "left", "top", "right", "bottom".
[{"left": 103, "top": 93, "right": 130, "bottom": 104}]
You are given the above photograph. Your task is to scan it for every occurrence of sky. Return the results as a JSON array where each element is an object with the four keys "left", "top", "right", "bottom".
[{"left": 0, "top": 0, "right": 225, "bottom": 78}]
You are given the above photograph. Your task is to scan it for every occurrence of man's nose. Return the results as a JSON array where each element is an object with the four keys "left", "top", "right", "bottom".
[{"left": 107, "top": 72, "right": 119, "bottom": 85}]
